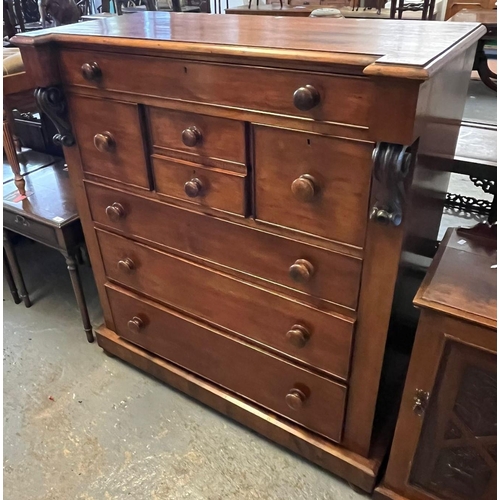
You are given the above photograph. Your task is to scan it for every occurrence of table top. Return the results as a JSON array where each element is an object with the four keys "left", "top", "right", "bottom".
[
  {"left": 12, "top": 12, "right": 486, "bottom": 80},
  {"left": 415, "top": 226, "right": 497, "bottom": 329},
  {"left": 449, "top": 8, "right": 497, "bottom": 27},
  {"left": 3, "top": 161, "right": 79, "bottom": 228},
  {"left": 225, "top": 4, "right": 317, "bottom": 16},
  {"left": 3, "top": 149, "right": 58, "bottom": 184}
]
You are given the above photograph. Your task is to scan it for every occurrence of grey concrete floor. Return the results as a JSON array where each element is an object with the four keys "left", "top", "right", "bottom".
[{"left": 4, "top": 239, "right": 368, "bottom": 500}]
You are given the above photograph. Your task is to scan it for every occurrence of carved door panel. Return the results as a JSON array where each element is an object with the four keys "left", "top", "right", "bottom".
[{"left": 409, "top": 339, "right": 496, "bottom": 500}]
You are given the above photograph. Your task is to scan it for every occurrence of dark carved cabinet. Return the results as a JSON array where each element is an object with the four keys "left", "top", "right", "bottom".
[{"left": 375, "top": 227, "right": 497, "bottom": 500}]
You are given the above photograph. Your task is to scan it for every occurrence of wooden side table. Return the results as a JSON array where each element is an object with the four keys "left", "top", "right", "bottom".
[
  {"left": 3, "top": 161, "right": 94, "bottom": 343},
  {"left": 375, "top": 224, "right": 497, "bottom": 500}
]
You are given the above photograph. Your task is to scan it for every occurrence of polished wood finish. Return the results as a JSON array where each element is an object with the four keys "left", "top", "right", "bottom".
[
  {"left": 97, "top": 228, "right": 354, "bottom": 379},
  {"left": 152, "top": 156, "right": 247, "bottom": 215},
  {"left": 85, "top": 182, "right": 362, "bottom": 310},
  {"left": 68, "top": 94, "right": 150, "bottom": 189},
  {"left": 254, "top": 126, "right": 372, "bottom": 247},
  {"left": 106, "top": 284, "right": 347, "bottom": 442},
  {"left": 225, "top": 4, "right": 319, "bottom": 16},
  {"left": 375, "top": 227, "right": 497, "bottom": 500},
  {"left": 13, "top": 12, "right": 482, "bottom": 491}
]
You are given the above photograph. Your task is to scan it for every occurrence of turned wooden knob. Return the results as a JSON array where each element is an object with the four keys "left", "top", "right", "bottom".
[
  {"left": 184, "top": 178, "right": 204, "bottom": 198},
  {"left": 289, "top": 259, "right": 314, "bottom": 283},
  {"left": 181, "top": 126, "right": 202, "bottom": 147},
  {"left": 94, "top": 132, "right": 115, "bottom": 153},
  {"left": 105, "top": 202, "right": 125, "bottom": 222},
  {"left": 127, "top": 316, "right": 144, "bottom": 334},
  {"left": 293, "top": 85, "right": 320, "bottom": 111},
  {"left": 118, "top": 258, "right": 135, "bottom": 273},
  {"left": 286, "top": 324, "right": 311, "bottom": 348},
  {"left": 81, "top": 62, "right": 102, "bottom": 81},
  {"left": 291, "top": 174, "right": 318, "bottom": 202},
  {"left": 285, "top": 388, "right": 308, "bottom": 410}
]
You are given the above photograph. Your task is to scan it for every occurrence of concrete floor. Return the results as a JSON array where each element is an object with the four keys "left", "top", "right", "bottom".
[{"left": 4, "top": 240, "right": 367, "bottom": 499}]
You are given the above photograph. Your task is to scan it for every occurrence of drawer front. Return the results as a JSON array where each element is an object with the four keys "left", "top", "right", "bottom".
[
  {"left": 254, "top": 126, "right": 373, "bottom": 247},
  {"left": 149, "top": 107, "right": 246, "bottom": 169},
  {"left": 106, "top": 284, "right": 347, "bottom": 442},
  {"left": 152, "top": 156, "right": 247, "bottom": 216},
  {"left": 86, "top": 182, "right": 362, "bottom": 309},
  {"left": 60, "top": 49, "right": 373, "bottom": 126},
  {"left": 68, "top": 94, "right": 150, "bottom": 189},
  {"left": 97, "top": 229, "right": 354, "bottom": 380},
  {"left": 4, "top": 211, "right": 58, "bottom": 247}
]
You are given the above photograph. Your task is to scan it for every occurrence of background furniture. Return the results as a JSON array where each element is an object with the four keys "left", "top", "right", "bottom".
[
  {"left": 389, "top": 0, "right": 435, "bottom": 19},
  {"left": 3, "top": 162, "right": 94, "bottom": 342},
  {"left": 13, "top": 12, "right": 484, "bottom": 492},
  {"left": 375, "top": 225, "right": 497, "bottom": 500},
  {"left": 449, "top": 9, "right": 497, "bottom": 91},
  {"left": 444, "top": 0, "right": 495, "bottom": 19}
]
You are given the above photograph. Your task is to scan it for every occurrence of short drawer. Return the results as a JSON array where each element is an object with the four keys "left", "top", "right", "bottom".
[
  {"left": 4, "top": 210, "right": 58, "bottom": 247},
  {"left": 148, "top": 107, "right": 246, "bottom": 170},
  {"left": 152, "top": 156, "right": 247, "bottom": 216},
  {"left": 86, "top": 182, "right": 362, "bottom": 310},
  {"left": 67, "top": 94, "right": 150, "bottom": 189},
  {"left": 254, "top": 125, "right": 373, "bottom": 247},
  {"left": 106, "top": 284, "right": 347, "bottom": 443},
  {"left": 97, "top": 229, "right": 354, "bottom": 380},
  {"left": 60, "top": 49, "right": 373, "bottom": 126}
]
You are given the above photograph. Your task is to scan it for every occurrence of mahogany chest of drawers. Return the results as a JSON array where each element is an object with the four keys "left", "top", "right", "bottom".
[{"left": 14, "top": 13, "right": 485, "bottom": 492}]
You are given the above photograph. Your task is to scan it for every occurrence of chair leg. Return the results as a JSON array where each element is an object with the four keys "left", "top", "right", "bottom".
[
  {"left": 3, "top": 230, "right": 31, "bottom": 307},
  {"left": 3, "top": 111, "right": 25, "bottom": 197},
  {"left": 4, "top": 250, "right": 21, "bottom": 304},
  {"left": 64, "top": 253, "right": 94, "bottom": 343}
]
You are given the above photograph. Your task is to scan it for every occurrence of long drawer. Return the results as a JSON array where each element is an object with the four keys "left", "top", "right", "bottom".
[
  {"left": 96, "top": 229, "right": 354, "bottom": 380},
  {"left": 106, "top": 284, "right": 347, "bottom": 443},
  {"left": 255, "top": 125, "right": 373, "bottom": 248},
  {"left": 59, "top": 49, "right": 373, "bottom": 126},
  {"left": 86, "top": 182, "right": 362, "bottom": 310}
]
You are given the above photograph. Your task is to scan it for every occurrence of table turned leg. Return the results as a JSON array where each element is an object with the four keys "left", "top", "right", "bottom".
[
  {"left": 64, "top": 252, "right": 94, "bottom": 343},
  {"left": 4, "top": 250, "right": 21, "bottom": 304},
  {"left": 3, "top": 111, "right": 26, "bottom": 197},
  {"left": 3, "top": 230, "right": 31, "bottom": 307}
]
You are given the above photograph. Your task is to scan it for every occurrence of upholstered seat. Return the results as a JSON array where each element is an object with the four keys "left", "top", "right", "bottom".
[{"left": 3, "top": 47, "right": 25, "bottom": 75}]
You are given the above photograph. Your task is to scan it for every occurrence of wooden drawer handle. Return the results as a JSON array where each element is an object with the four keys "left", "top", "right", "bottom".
[
  {"left": 118, "top": 258, "right": 135, "bottom": 273},
  {"left": 94, "top": 132, "right": 115, "bottom": 153},
  {"left": 105, "top": 202, "right": 125, "bottom": 222},
  {"left": 181, "top": 126, "right": 202, "bottom": 147},
  {"left": 127, "top": 316, "right": 144, "bottom": 334},
  {"left": 291, "top": 174, "right": 318, "bottom": 202},
  {"left": 286, "top": 324, "right": 310, "bottom": 348},
  {"left": 286, "top": 388, "right": 308, "bottom": 410},
  {"left": 293, "top": 85, "right": 320, "bottom": 111},
  {"left": 81, "top": 62, "right": 102, "bottom": 81},
  {"left": 289, "top": 259, "right": 314, "bottom": 283},
  {"left": 184, "top": 178, "right": 204, "bottom": 198}
]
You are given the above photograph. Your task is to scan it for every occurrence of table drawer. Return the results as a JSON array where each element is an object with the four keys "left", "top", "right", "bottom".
[
  {"left": 106, "top": 284, "right": 347, "bottom": 443},
  {"left": 254, "top": 125, "right": 373, "bottom": 247},
  {"left": 97, "top": 229, "right": 354, "bottom": 380},
  {"left": 148, "top": 107, "right": 246, "bottom": 170},
  {"left": 68, "top": 94, "right": 150, "bottom": 189},
  {"left": 3, "top": 211, "right": 58, "bottom": 247},
  {"left": 60, "top": 49, "right": 373, "bottom": 126},
  {"left": 86, "top": 182, "right": 362, "bottom": 309},
  {"left": 152, "top": 156, "right": 247, "bottom": 216}
]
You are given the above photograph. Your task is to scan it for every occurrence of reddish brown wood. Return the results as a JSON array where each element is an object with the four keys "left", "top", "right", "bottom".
[
  {"left": 152, "top": 155, "right": 247, "bottom": 216},
  {"left": 254, "top": 125, "right": 372, "bottom": 247},
  {"left": 85, "top": 181, "right": 363, "bottom": 311},
  {"left": 13, "top": 12, "right": 482, "bottom": 490},
  {"left": 67, "top": 94, "right": 150, "bottom": 189},
  {"left": 97, "top": 228, "right": 354, "bottom": 380}
]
